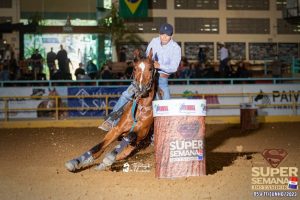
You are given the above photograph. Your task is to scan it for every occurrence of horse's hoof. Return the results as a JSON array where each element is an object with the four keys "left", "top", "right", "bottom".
[
  {"left": 94, "top": 163, "right": 109, "bottom": 171},
  {"left": 65, "top": 153, "right": 94, "bottom": 172},
  {"left": 65, "top": 159, "right": 78, "bottom": 172}
]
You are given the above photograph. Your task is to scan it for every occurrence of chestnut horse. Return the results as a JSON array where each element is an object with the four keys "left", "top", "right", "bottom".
[{"left": 65, "top": 49, "right": 158, "bottom": 172}]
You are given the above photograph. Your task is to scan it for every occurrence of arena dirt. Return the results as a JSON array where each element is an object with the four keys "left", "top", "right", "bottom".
[{"left": 0, "top": 123, "right": 299, "bottom": 200}]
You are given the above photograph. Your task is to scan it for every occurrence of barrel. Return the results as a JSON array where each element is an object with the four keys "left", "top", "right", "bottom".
[
  {"left": 240, "top": 103, "right": 259, "bottom": 131},
  {"left": 152, "top": 99, "right": 206, "bottom": 178}
]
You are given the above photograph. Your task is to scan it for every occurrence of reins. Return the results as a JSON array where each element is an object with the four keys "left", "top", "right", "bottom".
[{"left": 129, "top": 64, "right": 157, "bottom": 133}]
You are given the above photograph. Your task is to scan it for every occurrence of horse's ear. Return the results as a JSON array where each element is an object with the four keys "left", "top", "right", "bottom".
[{"left": 148, "top": 48, "right": 153, "bottom": 60}]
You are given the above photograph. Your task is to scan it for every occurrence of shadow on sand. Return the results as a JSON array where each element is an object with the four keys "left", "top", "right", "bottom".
[{"left": 205, "top": 124, "right": 259, "bottom": 175}]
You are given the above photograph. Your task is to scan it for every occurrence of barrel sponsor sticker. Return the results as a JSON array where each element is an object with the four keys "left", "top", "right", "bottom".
[
  {"left": 169, "top": 140, "right": 204, "bottom": 162},
  {"left": 152, "top": 99, "right": 206, "bottom": 117}
]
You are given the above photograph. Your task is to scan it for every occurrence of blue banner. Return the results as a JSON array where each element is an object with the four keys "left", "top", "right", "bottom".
[{"left": 68, "top": 87, "right": 127, "bottom": 117}]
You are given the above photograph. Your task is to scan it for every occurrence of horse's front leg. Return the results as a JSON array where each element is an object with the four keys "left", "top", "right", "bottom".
[{"left": 65, "top": 127, "right": 124, "bottom": 172}]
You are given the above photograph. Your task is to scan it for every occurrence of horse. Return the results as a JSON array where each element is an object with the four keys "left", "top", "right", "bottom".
[
  {"left": 37, "top": 88, "right": 63, "bottom": 119},
  {"left": 65, "top": 49, "right": 158, "bottom": 172}
]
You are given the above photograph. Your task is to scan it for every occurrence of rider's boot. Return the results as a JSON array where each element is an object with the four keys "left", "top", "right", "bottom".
[
  {"left": 65, "top": 151, "right": 94, "bottom": 172},
  {"left": 98, "top": 107, "right": 125, "bottom": 132}
]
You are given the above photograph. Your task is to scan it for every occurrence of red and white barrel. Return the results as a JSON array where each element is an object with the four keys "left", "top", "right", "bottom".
[{"left": 152, "top": 99, "right": 207, "bottom": 179}]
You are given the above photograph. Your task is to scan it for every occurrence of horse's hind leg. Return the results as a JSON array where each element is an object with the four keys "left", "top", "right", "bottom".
[{"left": 115, "top": 145, "right": 136, "bottom": 161}]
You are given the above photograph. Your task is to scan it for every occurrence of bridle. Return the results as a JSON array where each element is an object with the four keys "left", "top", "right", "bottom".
[{"left": 131, "top": 60, "right": 156, "bottom": 100}]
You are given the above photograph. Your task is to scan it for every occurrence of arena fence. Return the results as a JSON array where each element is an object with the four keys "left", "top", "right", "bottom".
[
  {"left": 1, "top": 92, "right": 299, "bottom": 128},
  {"left": 1, "top": 77, "right": 300, "bottom": 87}
]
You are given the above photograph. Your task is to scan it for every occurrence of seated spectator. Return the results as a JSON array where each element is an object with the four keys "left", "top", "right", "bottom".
[
  {"left": 0, "top": 60, "right": 10, "bottom": 81},
  {"left": 197, "top": 63, "right": 207, "bottom": 78},
  {"left": 119, "top": 47, "right": 127, "bottom": 62},
  {"left": 86, "top": 60, "right": 98, "bottom": 79},
  {"left": 74, "top": 63, "right": 86, "bottom": 80},
  {"left": 9, "top": 51, "right": 19, "bottom": 80},
  {"left": 236, "top": 62, "right": 251, "bottom": 78},
  {"left": 203, "top": 63, "right": 217, "bottom": 79},
  {"left": 100, "top": 64, "right": 113, "bottom": 79},
  {"left": 124, "top": 61, "right": 134, "bottom": 79},
  {"left": 271, "top": 55, "right": 283, "bottom": 78},
  {"left": 177, "top": 58, "right": 190, "bottom": 78},
  {"left": 188, "top": 62, "right": 198, "bottom": 78}
]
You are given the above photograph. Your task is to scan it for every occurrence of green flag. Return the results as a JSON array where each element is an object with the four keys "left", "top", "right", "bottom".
[{"left": 119, "top": 0, "right": 148, "bottom": 18}]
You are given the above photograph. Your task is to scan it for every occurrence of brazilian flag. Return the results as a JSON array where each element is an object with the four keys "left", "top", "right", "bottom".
[{"left": 119, "top": 0, "right": 148, "bottom": 18}]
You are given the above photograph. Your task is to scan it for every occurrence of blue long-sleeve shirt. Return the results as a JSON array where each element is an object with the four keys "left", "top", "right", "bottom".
[{"left": 146, "top": 37, "right": 181, "bottom": 75}]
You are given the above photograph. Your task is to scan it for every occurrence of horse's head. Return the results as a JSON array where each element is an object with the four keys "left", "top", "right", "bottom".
[{"left": 132, "top": 49, "right": 156, "bottom": 98}]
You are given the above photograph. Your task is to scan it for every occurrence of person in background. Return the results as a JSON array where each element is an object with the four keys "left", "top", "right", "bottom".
[
  {"left": 74, "top": 63, "right": 88, "bottom": 80},
  {"left": 271, "top": 55, "right": 283, "bottom": 79},
  {"left": 198, "top": 46, "right": 207, "bottom": 65},
  {"left": 218, "top": 42, "right": 229, "bottom": 78},
  {"left": 124, "top": 61, "right": 134, "bottom": 79},
  {"left": 100, "top": 64, "right": 113, "bottom": 79},
  {"left": 86, "top": 60, "right": 98, "bottom": 79},
  {"left": 30, "top": 49, "right": 43, "bottom": 80},
  {"left": 46, "top": 47, "right": 57, "bottom": 80},
  {"left": 0, "top": 59, "right": 10, "bottom": 81},
  {"left": 56, "top": 44, "right": 70, "bottom": 79},
  {"left": 119, "top": 47, "right": 127, "bottom": 62},
  {"left": 236, "top": 61, "right": 250, "bottom": 78},
  {"left": 177, "top": 58, "right": 190, "bottom": 78}
]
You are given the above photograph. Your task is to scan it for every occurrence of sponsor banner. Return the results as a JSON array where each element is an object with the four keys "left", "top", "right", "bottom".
[
  {"left": 170, "top": 84, "right": 300, "bottom": 116},
  {"left": 152, "top": 99, "right": 206, "bottom": 117},
  {"left": 67, "top": 87, "right": 127, "bottom": 117},
  {"left": 0, "top": 87, "right": 67, "bottom": 119},
  {"left": 1, "top": 84, "right": 299, "bottom": 119}
]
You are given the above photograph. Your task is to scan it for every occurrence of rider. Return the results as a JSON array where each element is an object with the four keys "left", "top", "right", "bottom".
[{"left": 99, "top": 23, "right": 182, "bottom": 131}]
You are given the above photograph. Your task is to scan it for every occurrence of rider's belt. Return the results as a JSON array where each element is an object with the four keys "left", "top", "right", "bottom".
[{"left": 159, "top": 73, "right": 169, "bottom": 78}]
